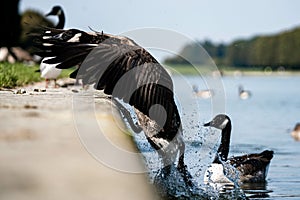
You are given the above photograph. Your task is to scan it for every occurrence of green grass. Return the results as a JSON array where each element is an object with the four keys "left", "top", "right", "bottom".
[
  {"left": 0, "top": 62, "right": 74, "bottom": 88},
  {"left": 0, "top": 62, "right": 41, "bottom": 88},
  {"left": 57, "top": 66, "right": 76, "bottom": 79}
]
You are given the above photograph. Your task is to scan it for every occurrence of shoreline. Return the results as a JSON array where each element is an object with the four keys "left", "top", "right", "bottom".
[
  {"left": 167, "top": 66, "right": 300, "bottom": 76},
  {"left": 0, "top": 81, "right": 157, "bottom": 200}
]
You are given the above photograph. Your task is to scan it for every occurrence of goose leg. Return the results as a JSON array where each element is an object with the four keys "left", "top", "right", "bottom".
[
  {"left": 112, "top": 98, "right": 142, "bottom": 133},
  {"left": 45, "top": 79, "right": 49, "bottom": 88},
  {"left": 54, "top": 79, "right": 58, "bottom": 88},
  {"left": 177, "top": 141, "right": 194, "bottom": 187}
]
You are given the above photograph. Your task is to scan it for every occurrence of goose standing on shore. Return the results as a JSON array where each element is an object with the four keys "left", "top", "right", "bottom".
[
  {"left": 39, "top": 6, "right": 65, "bottom": 88},
  {"left": 203, "top": 114, "right": 274, "bottom": 184},
  {"left": 33, "top": 27, "right": 193, "bottom": 186}
]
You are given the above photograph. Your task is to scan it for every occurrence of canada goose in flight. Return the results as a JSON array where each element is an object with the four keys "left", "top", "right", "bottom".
[
  {"left": 40, "top": 6, "right": 65, "bottom": 88},
  {"left": 203, "top": 114, "right": 273, "bottom": 183},
  {"left": 33, "top": 27, "right": 193, "bottom": 186},
  {"left": 238, "top": 85, "right": 251, "bottom": 100}
]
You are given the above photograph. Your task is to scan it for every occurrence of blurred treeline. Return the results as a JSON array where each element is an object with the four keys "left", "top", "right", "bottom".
[{"left": 165, "top": 27, "right": 300, "bottom": 70}]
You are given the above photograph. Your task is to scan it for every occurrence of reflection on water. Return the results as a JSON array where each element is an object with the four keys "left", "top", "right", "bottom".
[
  {"left": 241, "top": 182, "right": 272, "bottom": 199},
  {"left": 130, "top": 75, "right": 300, "bottom": 199}
]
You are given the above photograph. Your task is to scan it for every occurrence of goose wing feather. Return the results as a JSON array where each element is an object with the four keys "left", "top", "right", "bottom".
[
  {"left": 35, "top": 28, "right": 180, "bottom": 140},
  {"left": 229, "top": 150, "right": 273, "bottom": 174}
]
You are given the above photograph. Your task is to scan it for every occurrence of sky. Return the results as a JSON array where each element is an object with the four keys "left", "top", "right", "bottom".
[{"left": 20, "top": 0, "right": 300, "bottom": 60}]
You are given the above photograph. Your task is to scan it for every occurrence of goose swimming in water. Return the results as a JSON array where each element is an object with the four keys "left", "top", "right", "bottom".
[
  {"left": 203, "top": 114, "right": 274, "bottom": 184},
  {"left": 192, "top": 85, "right": 213, "bottom": 99},
  {"left": 39, "top": 6, "right": 65, "bottom": 88},
  {"left": 33, "top": 27, "right": 193, "bottom": 186},
  {"left": 291, "top": 123, "right": 300, "bottom": 141},
  {"left": 238, "top": 85, "right": 251, "bottom": 100}
]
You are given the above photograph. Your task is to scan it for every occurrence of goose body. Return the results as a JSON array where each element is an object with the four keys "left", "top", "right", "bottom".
[
  {"left": 40, "top": 6, "right": 65, "bottom": 88},
  {"left": 228, "top": 150, "right": 273, "bottom": 183},
  {"left": 203, "top": 163, "right": 235, "bottom": 192},
  {"left": 203, "top": 114, "right": 273, "bottom": 183},
  {"left": 204, "top": 163, "right": 232, "bottom": 183},
  {"left": 33, "top": 27, "right": 192, "bottom": 186},
  {"left": 40, "top": 57, "right": 62, "bottom": 79}
]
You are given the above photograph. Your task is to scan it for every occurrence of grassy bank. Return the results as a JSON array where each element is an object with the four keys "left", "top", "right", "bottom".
[
  {"left": 0, "top": 62, "right": 73, "bottom": 88},
  {"left": 0, "top": 62, "right": 41, "bottom": 88}
]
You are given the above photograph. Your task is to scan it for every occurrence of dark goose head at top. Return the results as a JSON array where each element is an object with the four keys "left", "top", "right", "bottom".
[
  {"left": 46, "top": 6, "right": 65, "bottom": 29},
  {"left": 204, "top": 114, "right": 231, "bottom": 164},
  {"left": 33, "top": 27, "right": 193, "bottom": 187},
  {"left": 204, "top": 114, "right": 274, "bottom": 183}
]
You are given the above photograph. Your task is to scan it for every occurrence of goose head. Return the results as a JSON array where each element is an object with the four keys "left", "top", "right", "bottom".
[
  {"left": 46, "top": 6, "right": 65, "bottom": 29},
  {"left": 203, "top": 114, "right": 231, "bottom": 130},
  {"left": 46, "top": 6, "right": 63, "bottom": 17},
  {"left": 204, "top": 114, "right": 232, "bottom": 163}
]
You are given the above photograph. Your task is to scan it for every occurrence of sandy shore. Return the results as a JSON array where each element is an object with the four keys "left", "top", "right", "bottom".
[{"left": 0, "top": 80, "right": 158, "bottom": 200}]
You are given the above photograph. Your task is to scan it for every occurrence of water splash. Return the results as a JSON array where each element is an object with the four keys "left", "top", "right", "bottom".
[{"left": 116, "top": 93, "right": 248, "bottom": 199}]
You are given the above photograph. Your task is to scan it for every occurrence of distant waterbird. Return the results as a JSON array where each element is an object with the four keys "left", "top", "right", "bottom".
[
  {"left": 192, "top": 85, "right": 213, "bottom": 99},
  {"left": 203, "top": 114, "right": 274, "bottom": 184},
  {"left": 291, "top": 123, "right": 300, "bottom": 141},
  {"left": 238, "top": 85, "right": 251, "bottom": 100}
]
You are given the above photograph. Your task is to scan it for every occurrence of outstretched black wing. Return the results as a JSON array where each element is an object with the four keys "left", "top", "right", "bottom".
[{"left": 34, "top": 28, "right": 181, "bottom": 142}]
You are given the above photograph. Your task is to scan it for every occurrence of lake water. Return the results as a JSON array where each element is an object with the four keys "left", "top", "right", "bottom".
[{"left": 133, "top": 74, "right": 300, "bottom": 199}]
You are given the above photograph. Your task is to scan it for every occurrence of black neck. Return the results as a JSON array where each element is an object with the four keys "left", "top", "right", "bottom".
[
  {"left": 56, "top": 11, "right": 65, "bottom": 29},
  {"left": 213, "top": 121, "right": 231, "bottom": 164}
]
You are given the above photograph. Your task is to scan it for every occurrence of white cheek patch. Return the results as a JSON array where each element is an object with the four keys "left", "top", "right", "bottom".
[
  {"left": 220, "top": 118, "right": 229, "bottom": 129},
  {"left": 43, "top": 43, "right": 53, "bottom": 46},
  {"left": 43, "top": 36, "right": 51, "bottom": 39},
  {"left": 67, "top": 33, "right": 82, "bottom": 42}
]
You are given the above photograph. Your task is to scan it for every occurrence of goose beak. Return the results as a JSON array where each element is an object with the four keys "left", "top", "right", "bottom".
[
  {"left": 45, "top": 9, "right": 56, "bottom": 17},
  {"left": 45, "top": 12, "right": 52, "bottom": 17},
  {"left": 203, "top": 122, "right": 211, "bottom": 127}
]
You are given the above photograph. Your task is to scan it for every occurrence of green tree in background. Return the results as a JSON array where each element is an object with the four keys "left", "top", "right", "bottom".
[{"left": 165, "top": 26, "right": 300, "bottom": 70}]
